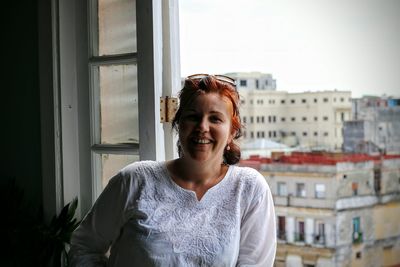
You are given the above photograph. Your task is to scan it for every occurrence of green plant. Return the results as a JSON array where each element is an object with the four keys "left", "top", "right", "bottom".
[
  {"left": 3, "top": 178, "right": 80, "bottom": 267},
  {"left": 38, "top": 198, "right": 81, "bottom": 267}
]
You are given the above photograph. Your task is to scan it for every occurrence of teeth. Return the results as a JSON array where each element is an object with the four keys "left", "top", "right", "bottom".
[{"left": 194, "top": 139, "right": 210, "bottom": 144}]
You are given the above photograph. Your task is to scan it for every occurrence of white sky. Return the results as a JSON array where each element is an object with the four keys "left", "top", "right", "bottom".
[{"left": 179, "top": 0, "right": 400, "bottom": 98}]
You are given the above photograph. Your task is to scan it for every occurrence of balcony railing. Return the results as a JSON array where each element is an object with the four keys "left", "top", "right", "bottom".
[
  {"left": 277, "top": 230, "right": 286, "bottom": 240},
  {"left": 353, "top": 231, "right": 363, "bottom": 244},
  {"left": 294, "top": 232, "right": 305, "bottom": 242},
  {"left": 313, "top": 233, "right": 326, "bottom": 245}
]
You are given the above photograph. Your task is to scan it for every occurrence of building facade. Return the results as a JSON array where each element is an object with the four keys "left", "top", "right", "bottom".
[
  {"left": 238, "top": 88, "right": 352, "bottom": 151},
  {"left": 241, "top": 152, "right": 400, "bottom": 267},
  {"left": 343, "top": 96, "right": 400, "bottom": 154},
  {"left": 226, "top": 72, "right": 277, "bottom": 91}
]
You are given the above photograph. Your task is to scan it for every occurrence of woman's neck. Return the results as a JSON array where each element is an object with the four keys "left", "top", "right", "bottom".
[{"left": 166, "top": 158, "right": 228, "bottom": 200}]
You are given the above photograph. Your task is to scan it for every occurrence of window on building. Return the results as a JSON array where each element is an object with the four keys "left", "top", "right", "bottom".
[
  {"left": 256, "top": 116, "right": 260, "bottom": 123},
  {"left": 255, "top": 79, "right": 259, "bottom": 89},
  {"left": 314, "top": 98, "right": 317, "bottom": 103},
  {"left": 268, "top": 116, "right": 271, "bottom": 123},
  {"left": 273, "top": 116, "right": 276, "bottom": 122},
  {"left": 340, "top": 97, "right": 344, "bottom": 102},
  {"left": 352, "top": 182, "right": 358, "bottom": 195},
  {"left": 356, "top": 252, "right": 362, "bottom": 259},
  {"left": 296, "top": 183, "right": 306, "bottom": 197},
  {"left": 240, "top": 79, "right": 247, "bottom": 86},
  {"left": 314, "top": 221, "right": 325, "bottom": 245},
  {"left": 281, "top": 99, "right": 285, "bottom": 104},
  {"left": 281, "top": 117, "right": 286, "bottom": 122},
  {"left": 302, "top": 99, "right": 306, "bottom": 103},
  {"left": 323, "top": 98, "right": 328, "bottom": 103},
  {"left": 324, "top": 132, "right": 328, "bottom": 137},
  {"left": 314, "top": 131, "right": 318, "bottom": 136},
  {"left": 341, "top": 112, "right": 345, "bottom": 122},
  {"left": 314, "top": 116, "right": 318, "bottom": 121},
  {"left": 277, "top": 216, "right": 286, "bottom": 240},
  {"left": 292, "top": 131, "right": 296, "bottom": 136},
  {"left": 352, "top": 217, "right": 362, "bottom": 243},
  {"left": 291, "top": 99, "right": 295, "bottom": 104},
  {"left": 303, "top": 132, "right": 307, "bottom": 136},
  {"left": 277, "top": 182, "right": 287, "bottom": 196},
  {"left": 273, "top": 131, "right": 277, "bottom": 137},
  {"left": 315, "top": 184, "right": 326, "bottom": 198},
  {"left": 302, "top": 117, "right": 307, "bottom": 121},
  {"left": 243, "top": 116, "right": 247, "bottom": 123},
  {"left": 291, "top": 117, "right": 296, "bottom": 122},
  {"left": 261, "top": 116, "right": 265, "bottom": 123},
  {"left": 268, "top": 131, "right": 272, "bottom": 138},
  {"left": 261, "top": 131, "right": 265, "bottom": 138},
  {"left": 241, "top": 99, "right": 245, "bottom": 105},
  {"left": 296, "top": 220, "right": 305, "bottom": 242},
  {"left": 250, "top": 116, "right": 254, "bottom": 123},
  {"left": 250, "top": 131, "right": 254, "bottom": 138},
  {"left": 323, "top": 116, "right": 328, "bottom": 121},
  {"left": 333, "top": 97, "right": 336, "bottom": 102}
]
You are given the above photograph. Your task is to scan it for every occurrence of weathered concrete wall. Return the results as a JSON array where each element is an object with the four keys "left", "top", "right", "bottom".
[
  {"left": 336, "top": 207, "right": 374, "bottom": 247},
  {"left": 380, "top": 158, "right": 400, "bottom": 195},
  {"left": 336, "top": 163, "right": 374, "bottom": 198},
  {"left": 373, "top": 202, "right": 400, "bottom": 240}
]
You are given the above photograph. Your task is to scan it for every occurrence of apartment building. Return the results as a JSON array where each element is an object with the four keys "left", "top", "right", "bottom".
[
  {"left": 241, "top": 152, "right": 400, "bottom": 267},
  {"left": 343, "top": 96, "right": 400, "bottom": 154},
  {"left": 226, "top": 72, "right": 277, "bottom": 91},
  {"left": 238, "top": 88, "right": 352, "bottom": 151}
]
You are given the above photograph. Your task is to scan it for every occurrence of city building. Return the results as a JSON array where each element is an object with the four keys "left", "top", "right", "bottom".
[
  {"left": 343, "top": 96, "right": 400, "bottom": 154},
  {"left": 226, "top": 72, "right": 277, "bottom": 91},
  {"left": 236, "top": 80, "right": 351, "bottom": 151},
  {"left": 241, "top": 152, "right": 400, "bottom": 267}
]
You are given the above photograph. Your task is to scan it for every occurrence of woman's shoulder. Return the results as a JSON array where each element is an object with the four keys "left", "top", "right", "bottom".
[
  {"left": 231, "top": 165, "right": 269, "bottom": 196},
  {"left": 114, "top": 160, "right": 164, "bottom": 185}
]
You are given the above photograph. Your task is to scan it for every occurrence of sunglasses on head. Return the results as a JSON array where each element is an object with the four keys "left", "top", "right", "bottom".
[{"left": 186, "top": 74, "right": 237, "bottom": 87}]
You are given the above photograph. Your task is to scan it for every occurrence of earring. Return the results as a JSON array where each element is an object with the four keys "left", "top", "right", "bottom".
[{"left": 226, "top": 144, "right": 231, "bottom": 151}]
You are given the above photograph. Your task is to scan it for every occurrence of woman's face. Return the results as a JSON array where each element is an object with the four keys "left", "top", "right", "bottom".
[{"left": 178, "top": 92, "right": 235, "bottom": 163}]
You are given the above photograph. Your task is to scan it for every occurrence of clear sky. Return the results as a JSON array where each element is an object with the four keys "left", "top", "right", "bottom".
[{"left": 179, "top": 0, "right": 400, "bottom": 98}]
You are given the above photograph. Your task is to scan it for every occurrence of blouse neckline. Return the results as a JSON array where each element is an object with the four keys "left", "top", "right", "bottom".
[{"left": 159, "top": 161, "right": 234, "bottom": 203}]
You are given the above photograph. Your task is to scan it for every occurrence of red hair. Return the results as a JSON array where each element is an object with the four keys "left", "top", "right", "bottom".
[{"left": 172, "top": 75, "right": 243, "bottom": 164}]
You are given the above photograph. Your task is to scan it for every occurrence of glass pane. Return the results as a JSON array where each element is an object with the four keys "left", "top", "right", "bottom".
[
  {"left": 101, "top": 154, "right": 139, "bottom": 188},
  {"left": 98, "top": 0, "right": 137, "bottom": 55},
  {"left": 99, "top": 64, "right": 139, "bottom": 144}
]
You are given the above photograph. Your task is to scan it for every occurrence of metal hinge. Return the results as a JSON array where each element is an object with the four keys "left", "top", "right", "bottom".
[{"left": 160, "top": 96, "right": 178, "bottom": 123}]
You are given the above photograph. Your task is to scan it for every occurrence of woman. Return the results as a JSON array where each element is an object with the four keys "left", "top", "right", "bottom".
[{"left": 69, "top": 74, "right": 276, "bottom": 266}]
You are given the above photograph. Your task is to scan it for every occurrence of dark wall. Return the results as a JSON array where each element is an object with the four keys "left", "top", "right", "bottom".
[{"left": 3, "top": 1, "right": 43, "bottom": 215}]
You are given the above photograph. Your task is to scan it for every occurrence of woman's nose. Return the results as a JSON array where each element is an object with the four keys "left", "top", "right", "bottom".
[{"left": 196, "top": 117, "right": 209, "bottom": 132}]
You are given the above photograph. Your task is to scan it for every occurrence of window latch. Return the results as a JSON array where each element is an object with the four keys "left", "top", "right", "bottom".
[{"left": 160, "top": 96, "right": 178, "bottom": 123}]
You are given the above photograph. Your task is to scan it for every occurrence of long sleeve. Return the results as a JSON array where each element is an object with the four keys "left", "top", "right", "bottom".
[
  {"left": 237, "top": 180, "right": 276, "bottom": 267},
  {"left": 69, "top": 173, "right": 132, "bottom": 267}
]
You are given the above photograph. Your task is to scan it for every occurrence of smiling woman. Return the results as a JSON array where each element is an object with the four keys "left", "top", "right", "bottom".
[{"left": 69, "top": 74, "right": 276, "bottom": 267}]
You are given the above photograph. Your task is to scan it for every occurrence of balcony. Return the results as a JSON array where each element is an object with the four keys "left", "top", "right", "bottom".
[
  {"left": 313, "top": 234, "right": 326, "bottom": 245},
  {"left": 352, "top": 231, "right": 363, "bottom": 244},
  {"left": 277, "top": 230, "right": 286, "bottom": 241},
  {"left": 294, "top": 232, "right": 305, "bottom": 242}
]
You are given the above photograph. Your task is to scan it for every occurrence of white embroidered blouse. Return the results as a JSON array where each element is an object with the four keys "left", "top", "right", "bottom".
[{"left": 69, "top": 161, "right": 276, "bottom": 267}]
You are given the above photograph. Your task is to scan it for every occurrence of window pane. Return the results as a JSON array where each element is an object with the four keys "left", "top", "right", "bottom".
[
  {"left": 99, "top": 64, "right": 139, "bottom": 144},
  {"left": 101, "top": 154, "right": 139, "bottom": 188},
  {"left": 98, "top": 0, "right": 137, "bottom": 55}
]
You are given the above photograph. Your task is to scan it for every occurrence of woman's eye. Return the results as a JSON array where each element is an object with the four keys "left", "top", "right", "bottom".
[
  {"left": 210, "top": 117, "right": 223, "bottom": 123},
  {"left": 184, "top": 114, "right": 198, "bottom": 121}
]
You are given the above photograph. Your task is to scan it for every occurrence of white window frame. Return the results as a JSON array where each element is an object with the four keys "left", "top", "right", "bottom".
[{"left": 45, "top": 0, "right": 180, "bottom": 218}]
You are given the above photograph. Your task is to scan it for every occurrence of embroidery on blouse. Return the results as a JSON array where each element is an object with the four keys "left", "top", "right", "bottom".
[{"left": 130, "top": 161, "right": 260, "bottom": 266}]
